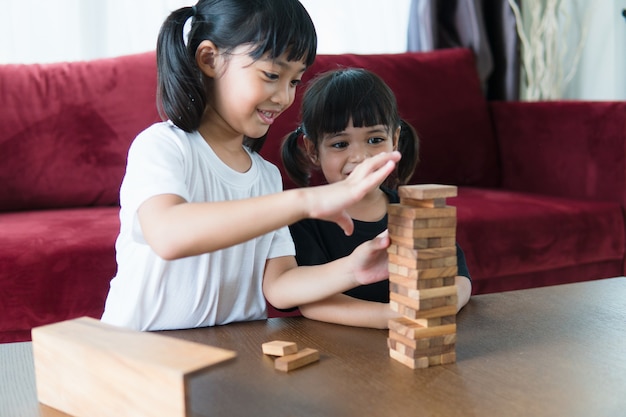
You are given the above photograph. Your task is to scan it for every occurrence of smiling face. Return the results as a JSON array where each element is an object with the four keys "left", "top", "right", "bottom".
[
  {"left": 307, "top": 119, "right": 400, "bottom": 185},
  {"left": 199, "top": 42, "right": 307, "bottom": 142}
]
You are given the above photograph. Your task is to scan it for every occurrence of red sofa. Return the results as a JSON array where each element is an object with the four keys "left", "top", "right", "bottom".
[{"left": 1, "top": 48, "right": 624, "bottom": 343}]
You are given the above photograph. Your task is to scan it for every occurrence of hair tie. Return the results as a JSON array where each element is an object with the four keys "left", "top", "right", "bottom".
[{"left": 295, "top": 126, "right": 303, "bottom": 136}]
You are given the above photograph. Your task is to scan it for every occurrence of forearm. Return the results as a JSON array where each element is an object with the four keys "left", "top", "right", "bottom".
[
  {"left": 263, "top": 256, "right": 363, "bottom": 309},
  {"left": 139, "top": 189, "right": 307, "bottom": 259},
  {"left": 300, "top": 294, "right": 400, "bottom": 329}
]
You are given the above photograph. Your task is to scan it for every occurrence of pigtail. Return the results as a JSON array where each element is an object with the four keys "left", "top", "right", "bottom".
[
  {"left": 156, "top": 6, "right": 206, "bottom": 132},
  {"left": 396, "top": 119, "right": 420, "bottom": 185},
  {"left": 281, "top": 128, "right": 312, "bottom": 187}
]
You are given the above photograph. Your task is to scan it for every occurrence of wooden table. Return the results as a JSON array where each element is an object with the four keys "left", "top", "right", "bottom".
[{"left": 2, "top": 277, "right": 625, "bottom": 417}]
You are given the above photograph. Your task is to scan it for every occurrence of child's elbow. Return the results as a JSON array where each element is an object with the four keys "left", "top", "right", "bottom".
[
  {"left": 149, "top": 239, "right": 187, "bottom": 261},
  {"left": 262, "top": 285, "right": 294, "bottom": 311}
]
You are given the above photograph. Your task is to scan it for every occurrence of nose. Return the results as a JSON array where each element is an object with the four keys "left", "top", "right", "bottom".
[
  {"left": 271, "top": 82, "right": 294, "bottom": 107},
  {"left": 348, "top": 144, "right": 371, "bottom": 163}
]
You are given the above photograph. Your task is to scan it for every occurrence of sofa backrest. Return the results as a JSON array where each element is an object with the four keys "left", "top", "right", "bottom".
[
  {"left": 265, "top": 48, "right": 500, "bottom": 190},
  {"left": 0, "top": 52, "right": 161, "bottom": 212},
  {"left": 0, "top": 48, "right": 499, "bottom": 212}
]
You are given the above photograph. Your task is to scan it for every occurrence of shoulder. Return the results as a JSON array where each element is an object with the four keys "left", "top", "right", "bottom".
[
  {"left": 128, "top": 122, "right": 200, "bottom": 162},
  {"left": 249, "top": 150, "right": 283, "bottom": 184}
]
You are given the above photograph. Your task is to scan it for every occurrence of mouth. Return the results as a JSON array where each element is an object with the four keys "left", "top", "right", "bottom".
[{"left": 258, "top": 109, "right": 279, "bottom": 125}]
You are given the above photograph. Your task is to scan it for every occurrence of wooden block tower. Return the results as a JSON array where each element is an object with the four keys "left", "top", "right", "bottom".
[{"left": 387, "top": 184, "right": 458, "bottom": 369}]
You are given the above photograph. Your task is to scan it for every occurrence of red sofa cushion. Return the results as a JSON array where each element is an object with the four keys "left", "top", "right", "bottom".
[
  {"left": 0, "top": 207, "right": 119, "bottom": 342},
  {"left": 0, "top": 52, "right": 161, "bottom": 212},
  {"left": 452, "top": 187, "right": 625, "bottom": 293}
]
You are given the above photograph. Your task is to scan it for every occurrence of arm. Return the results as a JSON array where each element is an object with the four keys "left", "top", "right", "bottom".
[
  {"left": 455, "top": 275, "right": 471, "bottom": 312},
  {"left": 139, "top": 151, "right": 400, "bottom": 259},
  {"left": 301, "top": 275, "right": 470, "bottom": 329},
  {"left": 263, "top": 230, "right": 391, "bottom": 309},
  {"left": 299, "top": 294, "right": 399, "bottom": 329}
]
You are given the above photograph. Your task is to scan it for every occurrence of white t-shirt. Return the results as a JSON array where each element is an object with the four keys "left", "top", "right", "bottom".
[{"left": 101, "top": 122, "right": 295, "bottom": 331}]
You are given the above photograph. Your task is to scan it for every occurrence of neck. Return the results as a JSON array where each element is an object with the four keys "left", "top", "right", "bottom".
[{"left": 347, "top": 187, "right": 388, "bottom": 222}]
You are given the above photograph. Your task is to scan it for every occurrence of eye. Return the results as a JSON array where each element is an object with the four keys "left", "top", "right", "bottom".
[
  {"left": 330, "top": 141, "right": 348, "bottom": 149},
  {"left": 290, "top": 79, "right": 302, "bottom": 87},
  {"left": 263, "top": 72, "right": 279, "bottom": 81},
  {"left": 368, "top": 137, "right": 386, "bottom": 144}
]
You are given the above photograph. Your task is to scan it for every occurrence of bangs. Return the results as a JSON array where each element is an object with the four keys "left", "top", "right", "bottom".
[
  {"left": 245, "top": 0, "right": 317, "bottom": 66},
  {"left": 305, "top": 69, "right": 399, "bottom": 139}
]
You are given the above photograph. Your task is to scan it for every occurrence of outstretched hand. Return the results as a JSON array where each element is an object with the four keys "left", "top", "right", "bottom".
[
  {"left": 349, "top": 229, "right": 392, "bottom": 286},
  {"left": 306, "top": 151, "right": 401, "bottom": 235}
]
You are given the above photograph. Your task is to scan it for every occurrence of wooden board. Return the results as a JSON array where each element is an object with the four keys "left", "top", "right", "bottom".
[{"left": 32, "top": 317, "right": 236, "bottom": 417}]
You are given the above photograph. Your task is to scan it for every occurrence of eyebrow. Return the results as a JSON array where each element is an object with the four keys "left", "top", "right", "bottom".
[
  {"left": 265, "top": 57, "right": 307, "bottom": 73},
  {"left": 326, "top": 127, "right": 389, "bottom": 140}
]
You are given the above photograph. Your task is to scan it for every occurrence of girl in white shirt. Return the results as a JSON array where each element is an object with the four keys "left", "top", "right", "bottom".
[{"left": 101, "top": 0, "right": 400, "bottom": 331}]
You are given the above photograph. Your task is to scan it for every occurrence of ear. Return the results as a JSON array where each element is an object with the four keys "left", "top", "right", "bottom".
[
  {"left": 196, "top": 40, "right": 220, "bottom": 78},
  {"left": 392, "top": 126, "right": 401, "bottom": 151},
  {"left": 302, "top": 136, "right": 320, "bottom": 166}
]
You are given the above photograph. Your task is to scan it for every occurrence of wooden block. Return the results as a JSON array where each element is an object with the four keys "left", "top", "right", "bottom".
[
  {"left": 389, "top": 300, "right": 420, "bottom": 319},
  {"left": 389, "top": 347, "right": 429, "bottom": 369},
  {"left": 262, "top": 340, "right": 298, "bottom": 356},
  {"left": 388, "top": 330, "right": 457, "bottom": 350},
  {"left": 387, "top": 215, "right": 457, "bottom": 229},
  {"left": 388, "top": 316, "right": 456, "bottom": 339},
  {"left": 390, "top": 284, "right": 458, "bottom": 310},
  {"left": 387, "top": 245, "right": 456, "bottom": 261},
  {"left": 388, "top": 337, "right": 455, "bottom": 358},
  {"left": 411, "top": 285, "right": 458, "bottom": 301},
  {"left": 400, "top": 197, "right": 446, "bottom": 208},
  {"left": 388, "top": 263, "right": 457, "bottom": 280},
  {"left": 274, "top": 348, "right": 320, "bottom": 372},
  {"left": 388, "top": 204, "right": 456, "bottom": 220},
  {"left": 388, "top": 224, "right": 456, "bottom": 239},
  {"left": 389, "top": 253, "right": 457, "bottom": 270},
  {"left": 388, "top": 265, "right": 458, "bottom": 281},
  {"left": 428, "top": 351, "right": 457, "bottom": 366},
  {"left": 390, "top": 292, "right": 457, "bottom": 316},
  {"left": 388, "top": 235, "right": 456, "bottom": 250},
  {"left": 31, "top": 317, "right": 236, "bottom": 417},
  {"left": 390, "top": 274, "right": 448, "bottom": 290},
  {"left": 398, "top": 184, "right": 458, "bottom": 200}
]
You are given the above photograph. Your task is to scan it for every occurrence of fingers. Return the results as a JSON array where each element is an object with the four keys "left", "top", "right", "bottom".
[
  {"left": 336, "top": 212, "right": 355, "bottom": 236},
  {"left": 374, "top": 229, "right": 390, "bottom": 248},
  {"left": 348, "top": 151, "right": 401, "bottom": 188}
]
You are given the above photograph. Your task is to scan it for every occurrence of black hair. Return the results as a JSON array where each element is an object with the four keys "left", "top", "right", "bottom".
[
  {"left": 281, "top": 68, "right": 419, "bottom": 188},
  {"left": 156, "top": 0, "right": 317, "bottom": 153}
]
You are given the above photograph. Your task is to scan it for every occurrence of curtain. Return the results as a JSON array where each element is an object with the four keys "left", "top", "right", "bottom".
[{"left": 407, "top": 0, "right": 520, "bottom": 101}]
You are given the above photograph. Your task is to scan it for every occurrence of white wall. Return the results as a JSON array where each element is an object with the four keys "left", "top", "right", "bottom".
[
  {"left": 564, "top": 0, "right": 626, "bottom": 100},
  {"left": 0, "top": 0, "right": 621, "bottom": 100},
  {"left": 0, "top": 0, "right": 409, "bottom": 64}
]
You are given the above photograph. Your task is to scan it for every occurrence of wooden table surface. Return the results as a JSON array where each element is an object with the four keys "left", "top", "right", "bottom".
[{"left": 2, "top": 277, "right": 625, "bottom": 417}]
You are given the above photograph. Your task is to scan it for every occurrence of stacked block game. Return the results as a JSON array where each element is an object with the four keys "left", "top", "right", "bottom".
[{"left": 387, "top": 184, "right": 459, "bottom": 369}]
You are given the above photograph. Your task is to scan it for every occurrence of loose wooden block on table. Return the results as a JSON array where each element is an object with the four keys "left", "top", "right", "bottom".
[
  {"left": 31, "top": 316, "right": 236, "bottom": 417},
  {"left": 261, "top": 340, "right": 298, "bottom": 356},
  {"left": 274, "top": 348, "right": 320, "bottom": 372}
]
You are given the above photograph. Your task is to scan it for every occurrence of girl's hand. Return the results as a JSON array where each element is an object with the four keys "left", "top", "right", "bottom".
[
  {"left": 306, "top": 151, "right": 401, "bottom": 235},
  {"left": 349, "top": 230, "right": 391, "bottom": 286}
]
